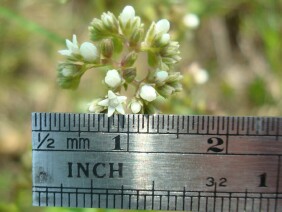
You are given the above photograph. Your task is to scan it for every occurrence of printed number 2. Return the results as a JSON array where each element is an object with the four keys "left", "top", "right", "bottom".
[{"left": 207, "top": 137, "right": 224, "bottom": 153}]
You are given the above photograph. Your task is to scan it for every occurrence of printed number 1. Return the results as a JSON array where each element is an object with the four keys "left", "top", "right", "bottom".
[
  {"left": 258, "top": 173, "right": 267, "bottom": 187},
  {"left": 113, "top": 135, "right": 123, "bottom": 150}
]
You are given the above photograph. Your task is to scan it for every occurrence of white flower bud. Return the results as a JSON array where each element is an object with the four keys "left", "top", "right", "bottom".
[
  {"left": 140, "top": 85, "right": 157, "bottom": 102},
  {"left": 119, "top": 5, "right": 135, "bottom": 25},
  {"left": 80, "top": 42, "right": 99, "bottom": 62},
  {"left": 88, "top": 98, "right": 103, "bottom": 113},
  {"left": 101, "top": 12, "right": 114, "bottom": 25},
  {"left": 61, "top": 67, "right": 74, "bottom": 77},
  {"left": 183, "top": 13, "right": 200, "bottom": 29},
  {"left": 130, "top": 101, "right": 142, "bottom": 114},
  {"left": 155, "top": 19, "right": 170, "bottom": 34},
  {"left": 160, "top": 33, "right": 170, "bottom": 45},
  {"left": 155, "top": 70, "right": 169, "bottom": 82},
  {"left": 105, "top": 69, "right": 122, "bottom": 88}
]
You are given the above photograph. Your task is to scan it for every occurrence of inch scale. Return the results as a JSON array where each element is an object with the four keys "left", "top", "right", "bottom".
[{"left": 32, "top": 112, "right": 282, "bottom": 211}]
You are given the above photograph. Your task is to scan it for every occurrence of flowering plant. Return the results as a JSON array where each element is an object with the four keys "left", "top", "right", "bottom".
[{"left": 57, "top": 5, "right": 182, "bottom": 116}]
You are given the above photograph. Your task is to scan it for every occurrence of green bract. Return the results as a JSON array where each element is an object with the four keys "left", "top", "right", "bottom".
[{"left": 57, "top": 5, "right": 182, "bottom": 116}]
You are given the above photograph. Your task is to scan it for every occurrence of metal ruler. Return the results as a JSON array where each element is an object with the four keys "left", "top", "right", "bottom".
[{"left": 32, "top": 112, "right": 282, "bottom": 211}]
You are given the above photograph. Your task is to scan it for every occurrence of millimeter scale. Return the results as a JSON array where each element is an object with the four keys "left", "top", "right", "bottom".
[{"left": 32, "top": 112, "right": 282, "bottom": 211}]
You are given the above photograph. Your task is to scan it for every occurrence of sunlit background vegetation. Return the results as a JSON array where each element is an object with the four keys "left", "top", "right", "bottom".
[{"left": 0, "top": 0, "right": 281, "bottom": 211}]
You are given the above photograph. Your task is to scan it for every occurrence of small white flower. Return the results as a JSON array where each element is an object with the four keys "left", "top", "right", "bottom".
[
  {"left": 155, "top": 19, "right": 170, "bottom": 34},
  {"left": 183, "top": 13, "right": 200, "bottom": 29},
  {"left": 105, "top": 69, "right": 122, "bottom": 88},
  {"left": 80, "top": 42, "right": 99, "bottom": 62},
  {"left": 155, "top": 70, "right": 169, "bottom": 82},
  {"left": 140, "top": 85, "right": 157, "bottom": 102},
  {"left": 130, "top": 101, "right": 142, "bottom": 114},
  {"left": 98, "top": 90, "right": 127, "bottom": 117},
  {"left": 58, "top": 34, "right": 79, "bottom": 56},
  {"left": 119, "top": 5, "right": 135, "bottom": 25}
]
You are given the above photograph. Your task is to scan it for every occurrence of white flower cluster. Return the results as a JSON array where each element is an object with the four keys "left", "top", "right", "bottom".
[
  {"left": 57, "top": 5, "right": 182, "bottom": 116},
  {"left": 58, "top": 35, "right": 99, "bottom": 62}
]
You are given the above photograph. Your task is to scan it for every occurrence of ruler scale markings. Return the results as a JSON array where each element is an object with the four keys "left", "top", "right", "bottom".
[
  {"left": 259, "top": 193, "right": 262, "bottom": 211},
  {"left": 146, "top": 115, "right": 149, "bottom": 133},
  {"left": 136, "top": 114, "right": 138, "bottom": 132},
  {"left": 176, "top": 115, "right": 179, "bottom": 138},
  {"left": 241, "top": 117, "right": 245, "bottom": 133},
  {"left": 235, "top": 116, "right": 239, "bottom": 135},
  {"left": 107, "top": 114, "right": 110, "bottom": 133},
  {"left": 236, "top": 196, "right": 239, "bottom": 212},
  {"left": 275, "top": 155, "right": 281, "bottom": 211},
  {"left": 212, "top": 116, "right": 215, "bottom": 131},
  {"left": 152, "top": 181, "right": 155, "bottom": 210},
  {"left": 225, "top": 117, "right": 230, "bottom": 154},
  {"left": 197, "top": 191, "right": 200, "bottom": 211},
  {"left": 136, "top": 189, "right": 139, "bottom": 209},
  {"left": 215, "top": 116, "right": 218, "bottom": 135},
  {"left": 221, "top": 116, "right": 225, "bottom": 131},
  {"left": 87, "top": 114, "right": 90, "bottom": 132},
  {"left": 78, "top": 114, "right": 81, "bottom": 136},
  {"left": 182, "top": 187, "right": 185, "bottom": 211},
  {"left": 191, "top": 116, "right": 194, "bottom": 131},
  {"left": 186, "top": 115, "right": 190, "bottom": 134},
  {"left": 46, "top": 187, "right": 48, "bottom": 206},
  {"left": 49, "top": 113, "right": 51, "bottom": 130},
  {"left": 60, "top": 184, "right": 63, "bottom": 207},
  {"left": 63, "top": 114, "right": 66, "bottom": 128},
  {"left": 90, "top": 180, "right": 93, "bottom": 208},
  {"left": 167, "top": 190, "right": 170, "bottom": 210},
  {"left": 34, "top": 113, "right": 37, "bottom": 128},
  {"left": 277, "top": 117, "right": 280, "bottom": 141},
  {"left": 220, "top": 197, "right": 224, "bottom": 212},
  {"left": 121, "top": 185, "right": 124, "bottom": 209},
  {"left": 68, "top": 114, "right": 71, "bottom": 132},
  {"left": 196, "top": 115, "right": 199, "bottom": 134},
  {"left": 181, "top": 115, "right": 184, "bottom": 130},
  {"left": 44, "top": 113, "right": 47, "bottom": 128},
  {"left": 190, "top": 196, "right": 192, "bottom": 211},
  {"left": 231, "top": 116, "right": 235, "bottom": 132},
  {"left": 207, "top": 116, "right": 210, "bottom": 135},
  {"left": 247, "top": 117, "right": 251, "bottom": 136},
  {"left": 265, "top": 117, "right": 268, "bottom": 134},
  {"left": 166, "top": 115, "right": 169, "bottom": 131},
  {"left": 243, "top": 189, "right": 247, "bottom": 211},
  {"left": 126, "top": 114, "right": 129, "bottom": 152}
]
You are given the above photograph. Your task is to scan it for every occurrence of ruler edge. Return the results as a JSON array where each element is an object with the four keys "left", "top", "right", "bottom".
[{"left": 31, "top": 112, "right": 282, "bottom": 135}]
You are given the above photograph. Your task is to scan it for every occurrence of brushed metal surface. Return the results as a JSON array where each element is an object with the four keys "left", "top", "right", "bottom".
[{"left": 32, "top": 113, "right": 282, "bottom": 211}]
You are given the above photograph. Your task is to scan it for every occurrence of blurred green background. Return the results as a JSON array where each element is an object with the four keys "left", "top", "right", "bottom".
[{"left": 0, "top": 0, "right": 281, "bottom": 211}]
